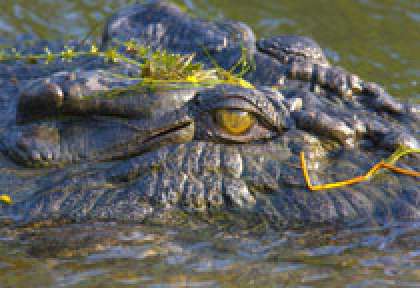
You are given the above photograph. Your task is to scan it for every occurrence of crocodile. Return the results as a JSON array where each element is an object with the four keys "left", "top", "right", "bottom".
[{"left": 0, "top": 0, "right": 418, "bottom": 226}]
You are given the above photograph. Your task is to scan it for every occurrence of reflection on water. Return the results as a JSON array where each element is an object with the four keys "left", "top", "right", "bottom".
[
  {"left": 1, "top": 222, "right": 420, "bottom": 287},
  {"left": 0, "top": 0, "right": 419, "bottom": 287},
  {"left": 0, "top": 0, "right": 418, "bottom": 102}
]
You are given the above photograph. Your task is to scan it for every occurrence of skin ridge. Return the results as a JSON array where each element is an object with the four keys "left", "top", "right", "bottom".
[{"left": 0, "top": 0, "right": 418, "bottom": 226}]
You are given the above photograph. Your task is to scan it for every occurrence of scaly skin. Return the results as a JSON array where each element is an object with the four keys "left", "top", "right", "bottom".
[{"left": 0, "top": 0, "right": 418, "bottom": 226}]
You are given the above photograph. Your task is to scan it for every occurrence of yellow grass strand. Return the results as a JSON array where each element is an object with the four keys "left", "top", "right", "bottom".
[
  {"left": 383, "top": 163, "right": 420, "bottom": 177},
  {"left": 300, "top": 148, "right": 419, "bottom": 191},
  {"left": 0, "top": 194, "right": 12, "bottom": 205}
]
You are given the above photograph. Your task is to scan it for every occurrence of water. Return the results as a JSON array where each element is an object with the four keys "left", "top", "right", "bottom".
[
  {"left": 0, "top": 0, "right": 419, "bottom": 287},
  {"left": 0, "top": 0, "right": 418, "bottom": 102},
  {"left": 1, "top": 221, "right": 420, "bottom": 287},
  {"left": 0, "top": 223, "right": 420, "bottom": 287}
]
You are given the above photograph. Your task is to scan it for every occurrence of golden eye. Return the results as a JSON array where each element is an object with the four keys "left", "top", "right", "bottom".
[{"left": 214, "top": 109, "right": 255, "bottom": 135}]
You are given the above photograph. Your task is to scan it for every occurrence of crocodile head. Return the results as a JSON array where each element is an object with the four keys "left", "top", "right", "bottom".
[
  {"left": 2, "top": 78, "right": 418, "bottom": 225},
  {"left": 0, "top": 0, "right": 418, "bottom": 226}
]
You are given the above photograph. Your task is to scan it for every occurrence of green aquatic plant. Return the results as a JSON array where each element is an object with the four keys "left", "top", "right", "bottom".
[
  {"left": 201, "top": 45, "right": 255, "bottom": 89},
  {"left": 0, "top": 49, "right": 7, "bottom": 62},
  {"left": 0, "top": 40, "right": 255, "bottom": 92}
]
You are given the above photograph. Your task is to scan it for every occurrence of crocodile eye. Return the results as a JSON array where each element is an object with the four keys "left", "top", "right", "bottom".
[{"left": 214, "top": 109, "right": 255, "bottom": 135}]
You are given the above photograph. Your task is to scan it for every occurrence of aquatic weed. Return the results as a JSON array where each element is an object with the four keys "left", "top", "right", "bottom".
[{"left": 0, "top": 40, "right": 255, "bottom": 93}]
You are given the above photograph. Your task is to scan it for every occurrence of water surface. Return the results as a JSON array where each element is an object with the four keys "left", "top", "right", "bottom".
[
  {"left": 1, "top": 0, "right": 419, "bottom": 102},
  {"left": 1, "top": 221, "right": 420, "bottom": 287}
]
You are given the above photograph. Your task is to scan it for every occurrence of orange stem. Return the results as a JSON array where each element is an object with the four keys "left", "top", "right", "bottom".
[{"left": 300, "top": 152, "right": 419, "bottom": 192}]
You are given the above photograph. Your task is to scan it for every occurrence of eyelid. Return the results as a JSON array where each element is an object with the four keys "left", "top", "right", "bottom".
[
  {"left": 196, "top": 94, "right": 282, "bottom": 133},
  {"left": 210, "top": 101, "right": 278, "bottom": 134},
  {"left": 209, "top": 111, "right": 276, "bottom": 143},
  {"left": 202, "top": 97, "right": 261, "bottom": 116}
]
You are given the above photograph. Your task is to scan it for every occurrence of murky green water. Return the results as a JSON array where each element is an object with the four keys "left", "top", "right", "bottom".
[
  {"left": 1, "top": 221, "right": 420, "bottom": 287},
  {"left": 0, "top": 1, "right": 419, "bottom": 287},
  {"left": 0, "top": 0, "right": 418, "bottom": 102}
]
